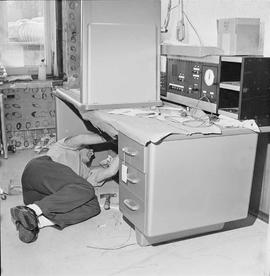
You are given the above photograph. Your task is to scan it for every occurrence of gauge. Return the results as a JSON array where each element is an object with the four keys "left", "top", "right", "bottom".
[{"left": 204, "top": 69, "right": 215, "bottom": 86}]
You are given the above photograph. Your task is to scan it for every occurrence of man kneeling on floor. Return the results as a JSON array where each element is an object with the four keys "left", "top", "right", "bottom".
[{"left": 10, "top": 133, "right": 119, "bottom": 243}]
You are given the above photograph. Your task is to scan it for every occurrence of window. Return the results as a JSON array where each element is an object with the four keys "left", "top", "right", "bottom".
[{"left": 0, "top": 0, "right": 57, "bottom": 76}]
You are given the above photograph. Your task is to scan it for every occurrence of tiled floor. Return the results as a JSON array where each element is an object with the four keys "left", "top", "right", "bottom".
[{"left": 0, "top": 149, "right": 269, "bottom": 276}]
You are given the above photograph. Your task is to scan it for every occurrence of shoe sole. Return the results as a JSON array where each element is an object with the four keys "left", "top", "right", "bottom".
[
  {"left": 10, "top": 207, "right": 37, "bottom": 230},
  {"left": 16, "top": 222, "right": 38, "bottom": 243}
]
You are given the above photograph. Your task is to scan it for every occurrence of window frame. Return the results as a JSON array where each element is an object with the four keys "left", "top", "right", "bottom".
[{"left": 0, "top": 0, "right": 57, "bottom": 77}]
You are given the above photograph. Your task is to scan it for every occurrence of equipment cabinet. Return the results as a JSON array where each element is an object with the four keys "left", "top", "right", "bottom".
[
  {"left": 218, "top": 56, "right": 270, "bottom": 126},
  {"left": 118, "top": 130, "right": 258, "bottom": 246}
]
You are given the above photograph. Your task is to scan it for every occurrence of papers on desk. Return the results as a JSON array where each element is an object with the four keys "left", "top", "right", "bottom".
[
  {"left": 82, "top": 106, "right": 259, "bottom": 146},
  {"left": 106, "top": 107, "right": 222, "bottom": 145},
  {"left": 215, "top": 115, "right": 260, "bottom": 133},
  {"left": 108, "top": 107, "right": 260, "bottom": 133},
  {"left": 108, "top": 108, "right": 159, "bottom": 117},
  {"left": 108, "top": 106, "right": 187, "bottom": 117},
  {"left": 111, "top": 115, "right": 191, "bottom": 144}
]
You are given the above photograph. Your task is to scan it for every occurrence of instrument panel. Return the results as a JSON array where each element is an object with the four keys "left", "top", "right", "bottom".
[{"left": 161, "top": 57, "right": 220, "bottom": 113}]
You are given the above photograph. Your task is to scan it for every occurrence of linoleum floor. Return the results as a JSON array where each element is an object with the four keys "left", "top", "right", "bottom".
[{"left": 0, "top": 149, "right": 268, "bottom": 276}]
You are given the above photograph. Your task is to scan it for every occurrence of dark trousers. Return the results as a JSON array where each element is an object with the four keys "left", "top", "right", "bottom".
[{"left": 21, "top": 156, "right": 100, "bottom": 229}]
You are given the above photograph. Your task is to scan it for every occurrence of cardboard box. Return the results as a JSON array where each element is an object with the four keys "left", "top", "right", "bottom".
[{"left": 217, "top": 18, "right": 261, "bottom": 55}]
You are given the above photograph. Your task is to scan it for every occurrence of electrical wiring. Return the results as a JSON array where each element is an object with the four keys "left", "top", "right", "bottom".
[
  {"left": 182, "top": 117, "right": 213, "bottom": 128},
  {"left": 183, "top": 10, "right": 203, "bottom": 46},
  {"left": 176, "top": 0, "right": 185, "bottom": 41},
  {"left": 86, "top": 243, "right": 136, "bottom": 251},
  {"left": 161, "top": 0, "right": 172, "bottom": 33},
  {"left": 181, "top": 95, "right": 216, "bottom": 128},
  {"left": 86, "top": 227, "right": 136, "bottom": 251},
  {"left": 162, "top": 0, "right": 203, "bottom": 46},
  {"left": 161, "top": 0, "right": 182, "bottom": 33},
  {"left": 190, "top": 95, "right": 212, "bottom": 117}
]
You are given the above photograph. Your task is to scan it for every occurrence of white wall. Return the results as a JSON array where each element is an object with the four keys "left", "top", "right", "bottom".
[{"left": 161, "top": 0, "right": 270, "bottom": 56}]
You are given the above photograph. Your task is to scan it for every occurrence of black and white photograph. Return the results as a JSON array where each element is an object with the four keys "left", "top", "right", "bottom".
[{"left": 0, "top": 0, "right": 270, "bottom": 275}]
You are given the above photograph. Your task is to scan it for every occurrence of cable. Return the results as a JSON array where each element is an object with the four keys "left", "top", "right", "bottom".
[
  {"left": 86, "top": 227, "right": 136, "bottom": 251},
  {"left": 176, "top": 0, "right": 185, "bottom": 41},
  {"left": 162, "top": 0, "right": 202, "bottom": 45},
  {"left": 180, "top": 95, "right": 215, "bottom": 128},
  {"left": 183, "top": 11, "right": 203, "bottom": 46},
  {"left": 189, "top": 96, "right": 207, "bottom": 116},
  {"left": 161, "top": 0, "right": 172, "bottom": 33},
  {"left": 161, "top": 0, "right": 183, "bottom": 33},
  {"left": 182, "top": 120, "right": 211, "bottom": 128},
  {"left": 86, "top": 243, "right": 136, "bottom": 251},
  {"left": 170, "top": 5, "right": 180, "bottom": 11}
]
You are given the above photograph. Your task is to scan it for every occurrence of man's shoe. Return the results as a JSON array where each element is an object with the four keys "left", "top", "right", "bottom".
[
  {"left": 10, "top": 206, "right": 38, "bottom": 230},
  {"left": 16, "top": 222, "right": 38, "bottom": 243}
]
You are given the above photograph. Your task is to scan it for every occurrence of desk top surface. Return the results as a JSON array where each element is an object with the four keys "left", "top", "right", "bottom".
[{"left": 81, "top": 106, "right": 257, "bottom": 145}]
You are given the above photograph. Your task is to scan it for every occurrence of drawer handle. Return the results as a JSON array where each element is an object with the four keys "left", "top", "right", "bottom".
[
  {"left": 123, "top": 199, "right": 140, "bottom": 211},
  {"left": 122, "top": 147, "right": 137, "bottom": 157},
  {"left": 127, "top": 177, "right": 139, "bottom": 184}
]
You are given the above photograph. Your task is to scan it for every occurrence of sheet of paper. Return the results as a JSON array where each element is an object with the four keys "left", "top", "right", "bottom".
[
  {"left": 216, "top": 115, "right": 260, "bottom": 132},
  {"left": 82, "top": 107, "right": 222, "bottom": 145},
  {"left": 121, "top": 164, "right": 128, "bottom": 183}
]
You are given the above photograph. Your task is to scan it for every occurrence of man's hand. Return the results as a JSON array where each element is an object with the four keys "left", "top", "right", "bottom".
[{"left": 87, "top": 155, "right": 119, "bottom": 186}]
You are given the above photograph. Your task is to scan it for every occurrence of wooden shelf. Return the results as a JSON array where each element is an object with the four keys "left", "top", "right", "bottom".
[
  {"left": 220, "top": 81, "right": 240, "bottom": 91},
  {"left": 221, "top": 56, "right": 243, "bottom": 63},
  {"left": 218, "top": 108, "right": 239, "bottom": 119}
]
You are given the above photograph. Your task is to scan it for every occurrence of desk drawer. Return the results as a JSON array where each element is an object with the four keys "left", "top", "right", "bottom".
[
  {"left": 119, "top": 161, "right": 146, "bottom": 200},
  {"left": 119, "top": 184, "right": 145, "bottom": 232},
  {"left": 118, "top": 132, "right": 146, "bottom": 172}
]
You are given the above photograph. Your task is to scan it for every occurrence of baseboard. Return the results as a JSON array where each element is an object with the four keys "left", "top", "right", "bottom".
[{"left": 249, "top": 210, "right": 269, "bottom": 223}]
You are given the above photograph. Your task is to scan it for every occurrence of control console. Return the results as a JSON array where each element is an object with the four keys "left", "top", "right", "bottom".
[{"left": 162, "top": 56, "right": 220, "bottom": 113}]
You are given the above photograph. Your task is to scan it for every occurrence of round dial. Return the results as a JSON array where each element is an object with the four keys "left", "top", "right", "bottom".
[{"left": 204, "top": 69, "right": 215, "bottom": 86}]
